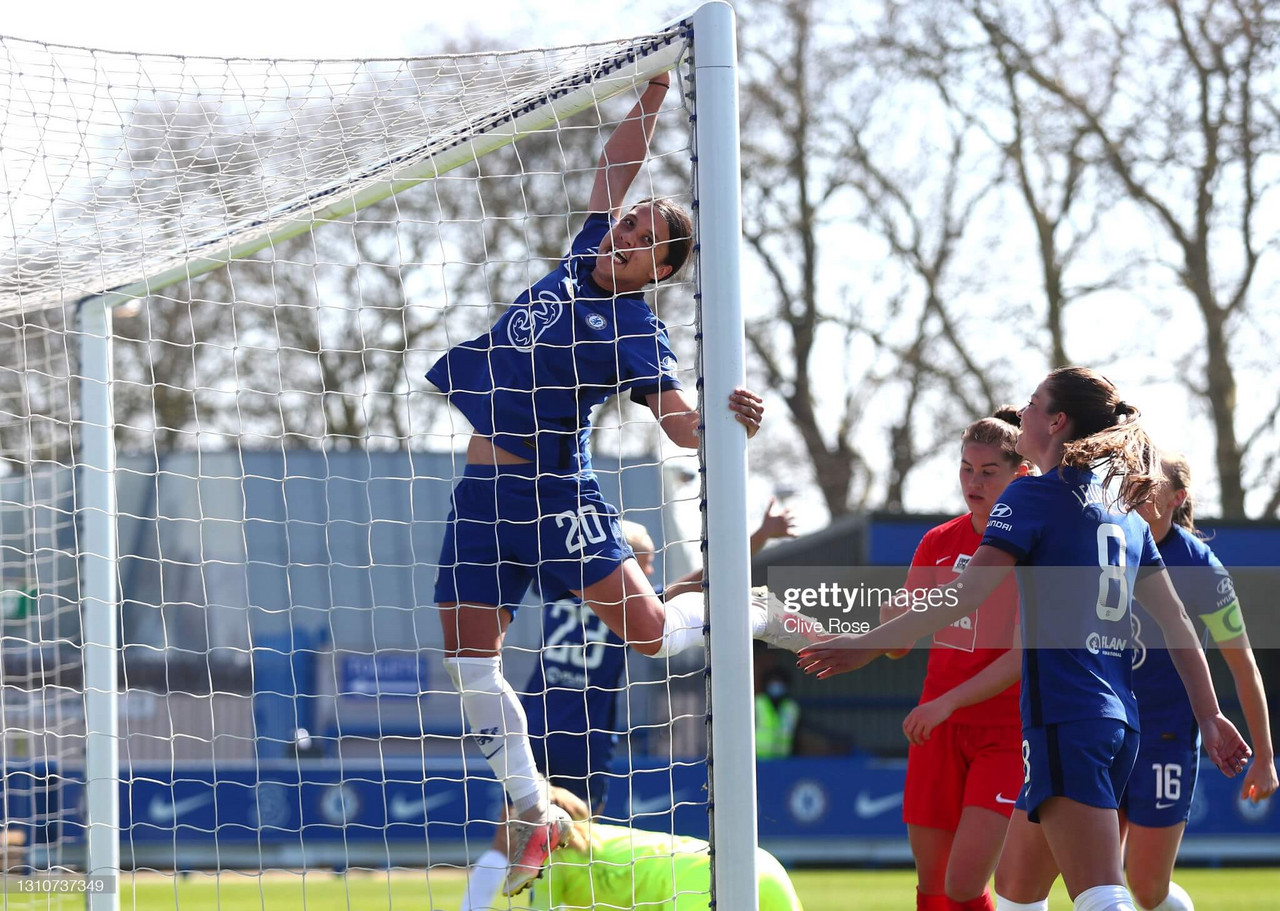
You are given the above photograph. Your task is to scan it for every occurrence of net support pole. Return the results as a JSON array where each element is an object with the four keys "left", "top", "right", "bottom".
[
  {"left": 78, "top": 296, "right": 120, "bottom": 911},
  {"left": 693, "top": 3, "right": 759, "bottom": 910}
]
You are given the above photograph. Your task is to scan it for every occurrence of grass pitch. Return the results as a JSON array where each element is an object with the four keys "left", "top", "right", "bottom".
[{"left": 2, "top": 866, "right": 1276, "bottom": 909}]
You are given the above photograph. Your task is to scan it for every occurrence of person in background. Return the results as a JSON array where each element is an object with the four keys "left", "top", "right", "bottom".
[{"left": 756, "top": 665, "right": 802, "bottom": 760}]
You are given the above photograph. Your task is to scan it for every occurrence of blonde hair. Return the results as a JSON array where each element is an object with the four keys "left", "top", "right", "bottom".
[
  {"left": 1161, "top": 453, "right": 1199, "bottom": 536},
  {"left": 549, "top": 786, "right": 595, "bottom": 854},
  {"left": 962, "top": 405, "right": 1024, "bottom": 467},
  {"left": 620, "top": 520, "right": 654, "bottom": 552}
]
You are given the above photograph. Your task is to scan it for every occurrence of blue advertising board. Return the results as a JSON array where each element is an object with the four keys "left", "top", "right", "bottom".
[{"left": 7, "top": 756, "right": 1273, "bottom": 865}]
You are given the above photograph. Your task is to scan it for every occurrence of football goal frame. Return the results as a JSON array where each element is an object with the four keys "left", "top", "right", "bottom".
[{"left": 14, "top": 2, "right": 757, "bottom": 908}]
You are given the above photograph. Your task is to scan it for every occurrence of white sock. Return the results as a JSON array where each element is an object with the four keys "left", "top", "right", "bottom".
[
  {"left": 1139, "top": 882, "right": 1193, "bottom": 911},
  {"left": 444, "top": 656, "right": 547, "bottom": 816},
  {"left": 650, "top": 591, "right": 706, "bottom": 658},
  {"left": 460, "top": 848, "right": 508, "bottom": 911},
  {"left": 1074, "top": 884, "right": 1135, "bottom": 911},
  {"left": 995, "top": 895, "right": 1049, "bottom": 911}
]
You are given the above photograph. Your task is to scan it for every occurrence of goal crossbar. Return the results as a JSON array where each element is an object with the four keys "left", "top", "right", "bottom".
[{"left": 2, "top": 27, "right": 687, "bottom": 317}]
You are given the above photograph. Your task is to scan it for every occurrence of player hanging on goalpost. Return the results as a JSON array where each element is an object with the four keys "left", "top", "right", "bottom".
[
  {"left": 882, "top": 409, "right": 1028, "bottom": 911},
  {"left": 459, "top": 502, "right": 797, "bottom": 911},
  {"left": 525, "top": 786, "right": 805, "bottom": 911},
  {"left": 798, "top": 368, "right": 1251, "bottom": 911},
  {"left": 993, "top": 453, "right": 1276, "bottom": 911},
  {"left": 427, "top": 72, "right": 811, "bottom": 896}
]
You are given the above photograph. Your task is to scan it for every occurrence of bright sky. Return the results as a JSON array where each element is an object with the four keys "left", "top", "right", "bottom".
[
  {"left": 5, "top": 2, "right": 1272, "bottom": 527},
  {"left": 5, "top": 0, "right": 689, "bottom": 57}
]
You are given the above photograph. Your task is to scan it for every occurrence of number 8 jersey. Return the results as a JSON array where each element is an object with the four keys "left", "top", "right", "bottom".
[{"left": 979, "top": 465, "right": 1164, "bottom": 731}]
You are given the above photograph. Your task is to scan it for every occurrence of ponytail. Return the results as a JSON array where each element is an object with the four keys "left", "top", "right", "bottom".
[{"left": 1043, "top": 367, "right": 1160, "bottom": 511}]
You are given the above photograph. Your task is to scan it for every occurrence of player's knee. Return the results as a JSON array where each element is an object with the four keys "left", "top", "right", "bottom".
[
  {"left": 1125, "top": 868, "right": 1170, "bottom": 911},
  {"left": 443, "top": 655, "right": 503, "bottom": 694},
  {"left": 1131, "top": 880, "right": 1192, "bottom": 911},
  {"left": 993, "top": 866, "right": 1049, "bottom": 907},
  {"left": 1129, "top": 883, "right": 1165, "bottom": 910}
]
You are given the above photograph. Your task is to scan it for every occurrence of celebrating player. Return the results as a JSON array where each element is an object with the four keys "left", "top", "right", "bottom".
[
  {"left": 525, "top": 786, "right": 805, "bottom": 911},
  {"left": 993, "top": 453, "right": 1276, "bottom": 911},
  {"left": 459, "top": 502, "right": 798, "bottom": 911},
  {"left": 425, "top": 72, "right": 777, "bottom": 895},
  {"left": 889, "top": 409, "right": 1028, "bottom": 911},
  {"left": 798, "top": 367, "right": 1251, "bottom": 911}
]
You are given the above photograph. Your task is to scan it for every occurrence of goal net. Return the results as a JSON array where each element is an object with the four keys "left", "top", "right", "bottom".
[{"left": 0, "top": 5, "right": 755, "bottom": 909}]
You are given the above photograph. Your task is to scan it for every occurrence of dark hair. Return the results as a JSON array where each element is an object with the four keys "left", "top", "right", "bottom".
[
  {"left": 1162, "top": 453, "right": 1199, "bottom": 536},
  {"left": 961, "top": 405, "right": 1023, "bottom": 467},
  {"left": 1042, "top": 366, "right": 1160, "bottom": 511},
  {"left": 636, "top": 197, "right": 692, "bottom": 282}
]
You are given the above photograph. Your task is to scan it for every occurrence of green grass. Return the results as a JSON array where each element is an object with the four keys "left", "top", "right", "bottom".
[
  {"left": 788, "top": 868, "right": 1280, "bottom": 911},
  {"left": 2, "top": 867, "right": 1276, "bottom": 910}
]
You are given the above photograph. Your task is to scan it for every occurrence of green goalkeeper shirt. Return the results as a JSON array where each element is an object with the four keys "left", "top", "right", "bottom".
[{"left": 525, "top": 823, "right": 802, "bottom": 911}]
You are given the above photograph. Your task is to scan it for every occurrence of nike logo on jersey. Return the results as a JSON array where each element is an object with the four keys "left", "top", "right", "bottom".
[
  {"left": 854, "top": 791, "right": 903, "bottom": 818},
  {"left": 1156, "top": 801, "right": 1177, "bottom": 810},
  {"left": 995, "top": 794, "right": 1016, "bottom": 805}
]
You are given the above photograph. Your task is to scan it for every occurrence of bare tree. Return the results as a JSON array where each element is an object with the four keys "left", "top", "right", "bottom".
[
  {"left": 738, "top": 0, "right": 1013, "bottom": 515},
  {"left": 872, "top": 1, "right": 1129, "bottom": 371},
  {"left": 737, "top": 0, "right": 875, "bottom": 516},
  {"left": 975, "top": 0, "right": 1280, "bottom": 516}
]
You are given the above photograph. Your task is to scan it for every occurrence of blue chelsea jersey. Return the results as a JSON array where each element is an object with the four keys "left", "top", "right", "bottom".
[
  {"left": 522, "top": 594, "right": 628, "bottom": 758},
  {"left": 980, "top": 465, "right": 1164, "bottom": 730},
  {"left": 425, "top": 213, "right": 682, "bottom": 472},
  {"left": 1131, "top": 525, "right": 1238, "bottom": 736}
]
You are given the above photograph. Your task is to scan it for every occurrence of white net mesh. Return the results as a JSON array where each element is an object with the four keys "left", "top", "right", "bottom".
[
  {"left": 0, "top": 20, "right": 715, "bottom": 908},
  {"left": 0, "top": 306, "right": 82, "bottom": 876},
  {"left": 1, "top": 30, "right": 688, "bottom": 315}
]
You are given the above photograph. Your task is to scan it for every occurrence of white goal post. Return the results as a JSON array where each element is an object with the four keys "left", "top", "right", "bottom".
[{"left": 0, "top": 3, "right": 757, "bottom": 909}]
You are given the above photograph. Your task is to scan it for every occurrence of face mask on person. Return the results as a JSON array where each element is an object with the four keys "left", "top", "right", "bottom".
[{"left": 766, "top": 681, "right": 788, "bottom": 700}]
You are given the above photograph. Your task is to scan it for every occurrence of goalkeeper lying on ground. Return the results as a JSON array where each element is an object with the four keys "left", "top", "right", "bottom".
[{"left": 521, "top": 787, "right": 803, "bottom": 911}]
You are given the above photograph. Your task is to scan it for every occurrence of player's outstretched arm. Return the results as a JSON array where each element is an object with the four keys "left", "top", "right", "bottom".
[
  {"left": 1135, "top": 569, "right": 1252, "bottom": 777},
  {"left": 589, "top": 73, "right": 669, "bottom": 218},
  {"left": 1217, "top": 631, "right": 1278, "bottom": 801},
  {"left": 797, "top": 544, "right": 1015, "bottom": 679}
]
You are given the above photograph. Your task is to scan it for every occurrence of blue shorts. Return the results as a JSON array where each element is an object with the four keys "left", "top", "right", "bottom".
[
  {"left": 1120, "top": 726, "right": 1200, "bottom": 828},
  {"left": 1017, "top": 719, "right": 1139, "bottom": 823},
  {"left": 530, "top": 732, "right": 617, "bottom": 810},
  {"left": 433, "top": 464, "right": 631, "bottom": 608}
]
